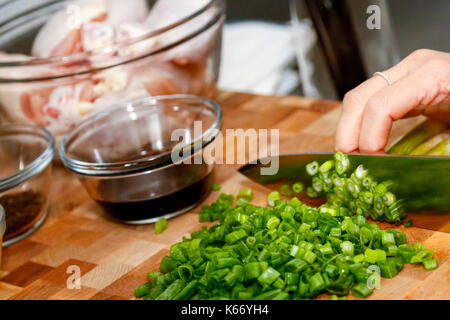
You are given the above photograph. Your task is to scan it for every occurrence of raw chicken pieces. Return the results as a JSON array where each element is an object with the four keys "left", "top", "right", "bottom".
[
  {"left": 144, "top": 0, "right": 217, "bottom": 63},
  {"left": 0, "top": 0, "right": 222, "bottom": 137},
  {"left": 31, "top": 0, "right": 109, "bottom": 58},
  {"left": 31, "top": 0, "right": 149, "bottom": 57}
]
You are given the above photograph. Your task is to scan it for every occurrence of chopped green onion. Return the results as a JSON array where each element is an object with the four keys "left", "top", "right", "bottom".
[
  {"left": 266, "top": 216, "right": 280, "bottom": 229},
  {"left": 285, "top": 259, "right": 307, "bottom": 272},
  {"left": 387, "top": 245, "right": 399, "bottom": 257},
  {"left": 340, "top": 241, "right": 354, "bottom": 256},
  {"left": 404, "top": 219, "right": 413, "bottom": 228},
  {"left": 277, "top": 184, "right": 291, "bottom": 196},
  {"left": 303, "top": 250, "right": 317, "bottom": 264},
  {"left": 224, "top": 265, "right": 244, "bottom": 287},
  {"left": 155, "top": 279, "right": 186, "bottom": 300},
  {"left": 362, "top": 176, "right": 373, "bottom": 188},
  {"left": 244, "top": 262, "right": 261, "bottom": 281},
  {"left": 146, "top": 285, "right": 164, "bottom": 300},
  {"left": 382, "top": 232, "right": 395, "bottom": 246},
  {"left": 135, "top": 153, "right": 436, "bottom": 300},
  {"left": 364, "top": 248, "right": 378, "bottom": 264},
  {"left": 134, "top": 283, "right": 150, "bottom": 298},
  {"left": 383, "top": 192, "right": 396, "bottom": 206},
  {"left": 155, "top": 218, "right": 167, "bottom": 234},
  {"left": 225, "top": 229, "right": 247, "bottom": 244},
  {"left": 257, "top": 267, "right": 280, "bottom": 287},
  {"left": 353, "top": 254, "right": 365, "bottom": 264},
  {"left": 374, "top": 184, "right": 388, "bottom": 197},
  {"left": 267, "top": 191, "right": 280, "bottom": 207},
  {"left": 361, "top": 191, "right": 373, "bottom": 205},
  {"left": 177, "top": 264, "right": 194, "bottom": 281},
  {"left": 306, "top": 161, "right": 319, "bottom": 176},
  {"left": 378, "top": 260, "right": 398, "bottom": 278},
  {"left": 329, "top": 294, "right": 347, "bottom": 300},
  {"left": 335, "top": 153, "right": 350, "bottom": 175},
  {"left": 312, "top": 177, "right": 324, "bottom": 193},
  {"left": 309, "top": 272, "right": 325, "bottom": 292},
  {"left": 306, "top": 186, "right": 319, "bottom": 198},
  {"left": 354, "top": 165, "right": 368, "bottom": 180},
  {"left": 292, "top": 182, "right": 305, "bottom": 193},
  {"left": 319, "top": 242, "right": 333, "bottom": 255},
  {"left": 423, "top": 258, "right": 437, "bottom": 271},
  {"left": 320, "top": 160, "right": 335, "bottom": 173},
  {"left": 238, "top": 188, "right": 253, "bottom": 201},
  {"left": 174, "top": 280, "right": 198, "bottom": 300},
  {"left": 211, "top": 183, "right": 221, "bottom": 191},
  {"left": 160, "top": 256, "right": 177, "bottom": 273},
  {"left": 352, "top": 283, "right": 373, "bottom": 298},
  {"left": 253, "top": 289, "right": 282, "bottom": 300}
]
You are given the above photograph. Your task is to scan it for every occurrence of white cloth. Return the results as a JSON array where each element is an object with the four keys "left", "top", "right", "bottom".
[{"left": 218, "top": 21, "right": 298, "bottom": 96}]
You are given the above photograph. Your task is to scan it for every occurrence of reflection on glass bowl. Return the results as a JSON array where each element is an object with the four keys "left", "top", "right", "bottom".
[{"left": 0, "top": 124, "right": 54, "bottom": 246}]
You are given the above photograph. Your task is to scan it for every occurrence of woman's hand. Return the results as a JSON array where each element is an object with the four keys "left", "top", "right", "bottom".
[{"left": 335, "top": 49, "right": 450, "bottom": 153}]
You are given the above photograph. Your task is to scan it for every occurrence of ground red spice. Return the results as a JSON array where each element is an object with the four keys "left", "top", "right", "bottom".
[{"left": 0, "top": 190, "right": 44, "bottom": 240}]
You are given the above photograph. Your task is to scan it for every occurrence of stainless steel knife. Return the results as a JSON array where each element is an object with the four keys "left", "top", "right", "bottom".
[{"left": 239, "top": 152, "right": 450, "bottom": 233}]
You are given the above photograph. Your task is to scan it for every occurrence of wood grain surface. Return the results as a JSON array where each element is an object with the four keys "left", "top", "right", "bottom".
[{"left": 0, "top": 91, "right": 448, "bottom": 300}]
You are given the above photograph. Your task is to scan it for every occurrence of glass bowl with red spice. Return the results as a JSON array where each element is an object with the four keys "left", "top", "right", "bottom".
[{"left": 0, "top": 124, "right": 54, "bottom": 246}]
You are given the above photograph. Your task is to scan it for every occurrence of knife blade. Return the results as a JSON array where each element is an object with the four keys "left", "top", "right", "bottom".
[{"left": 239, "top": 152, "right": 450, "bottom": 233}]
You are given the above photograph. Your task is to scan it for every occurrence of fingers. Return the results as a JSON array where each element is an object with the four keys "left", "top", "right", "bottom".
[
  {"left": 359, "top": 59, "right": 450, "bottom": 152},
  {"left": 335, "top": 77, "right": 388, "bottom": 152},
  {"left": 335, "top": 56, "right": 415, "bottom": 153},
  {"left": 420, "top": 103, "right": 450, "bottom": 123},
  {"left": 335, "top": 49, "right": 450, "bottom": 154},
  {"left": 335, "top": 50, "right": 426, "bottom": 152}
]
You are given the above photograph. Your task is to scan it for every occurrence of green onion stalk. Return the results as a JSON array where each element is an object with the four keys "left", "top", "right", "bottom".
[{"left": 388, "top": 119, "right": 448, "bottom": 155}]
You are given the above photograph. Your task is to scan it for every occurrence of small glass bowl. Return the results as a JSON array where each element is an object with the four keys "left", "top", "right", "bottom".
[
  {"left": 0, "top": 124, "right": 54, "bottom": 246},
  {"left": 59, "top": 95, "right": 222, "bottom": 224}
]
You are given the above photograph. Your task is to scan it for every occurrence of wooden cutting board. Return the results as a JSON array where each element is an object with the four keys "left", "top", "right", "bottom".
[{"left": 0, "top": 91, "right": 449, "bottom": 300}]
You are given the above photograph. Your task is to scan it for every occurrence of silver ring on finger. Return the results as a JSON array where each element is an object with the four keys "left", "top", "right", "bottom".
[{"left": 373, "top": 71, "right": 392, "bottom": 86}]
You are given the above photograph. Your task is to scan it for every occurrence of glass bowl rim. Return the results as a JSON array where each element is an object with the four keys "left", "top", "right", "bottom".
[
  {"left": 0, "top": 123, "right": 54, "bottom": 191},
  {"left": 0, "top": 0, "right": 225, "bottom": 83},
  {"left": 58, "top": 94, "right": 223, "bottom": 176},
  {"left": 0, "top": 204, "right": 4, "bottom": 228}
]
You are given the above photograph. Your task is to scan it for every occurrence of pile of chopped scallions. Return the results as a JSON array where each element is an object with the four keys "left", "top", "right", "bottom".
[{"left": 135, "top": 152, "right": 437, "bottom": 300}]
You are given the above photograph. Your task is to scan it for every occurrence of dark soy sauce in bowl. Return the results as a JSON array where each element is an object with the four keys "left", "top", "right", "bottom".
[{"left": 95, "top": 172, "right": 213, "bottom": 223}]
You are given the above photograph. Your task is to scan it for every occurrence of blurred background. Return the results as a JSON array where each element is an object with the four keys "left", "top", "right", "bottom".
[
  {"left": 1, "top": 0, "right": 449, "bottom": 101},
  {"left": 220, "top": 0, "right": 450, "bottom": 99}
]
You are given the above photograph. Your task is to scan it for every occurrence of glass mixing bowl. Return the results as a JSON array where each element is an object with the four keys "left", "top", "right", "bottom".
[
  {"left": 0, "top": 0, "right": 225, "bottom": 140},
  {"left": 59, "top": 95, "right": 222, "bottom": 224},
  {"left": 0, "top": 124, "right": 54, "bottom": 246}
]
